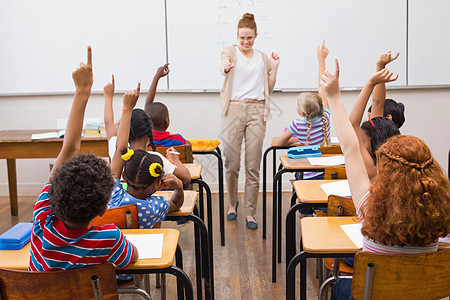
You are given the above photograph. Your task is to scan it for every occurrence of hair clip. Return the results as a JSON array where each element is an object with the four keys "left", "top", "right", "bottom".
[
  {"left": 121, "top": 149, "right": 134, "bottom": 161},
  {"left": 149, "top": 162, "right": 162, "bottom": 178},
  {"left": 369, "top": 118, "right": 380, "bottom": 134}
]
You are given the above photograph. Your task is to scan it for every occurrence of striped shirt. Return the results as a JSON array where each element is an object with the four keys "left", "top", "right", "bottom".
[
  {"left": 153, "top": 130, "right": 186, "bottom": 147},
  {"left": 29, "top": 183, "right": 134, "bottom": 271},
  {"left": 288, "top": 108, "right": 331, "bottom": 146},
  {"left": 357, "top": 191, "right": 438, "bottom": 254}
]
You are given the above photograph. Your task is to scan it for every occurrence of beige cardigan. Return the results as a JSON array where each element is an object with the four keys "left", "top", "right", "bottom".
[{"left": 220, "top": 45, "right": 275, "bottom": 122}]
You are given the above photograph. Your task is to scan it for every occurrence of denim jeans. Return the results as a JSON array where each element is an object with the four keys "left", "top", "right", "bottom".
[{"left": 330, "top": 278, "right": 355, "bottom": 300}]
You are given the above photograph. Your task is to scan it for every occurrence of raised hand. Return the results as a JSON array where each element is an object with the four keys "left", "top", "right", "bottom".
[
  {"left": 368, "top": 68, "right": 399, "bottom": 86},
  {"left": 224, "top": 58, "right": 235, "bottom": 73},
  {"left": 123, "top": 82, "right": 141, "bottom": 110},
  {"left": 155, "top": 63, "right": 170, "bottom": 78},
  {"left": 104, "top": 74, "right": 115, "bottom": 98},
  {"left": 320, "top": 59, "right": 341, "bottom": 99},
  {"left": 317, "top": 40, "right": 329, "bottom": 61},
  {"left": 271, "top": 52, "right": 280, "bottom": 68},
  {"left": 376, "top": 51, "right": 399, "bottom": 71},
  {"left": 72, "top": 46, "right": 93, "bottom": 91}
]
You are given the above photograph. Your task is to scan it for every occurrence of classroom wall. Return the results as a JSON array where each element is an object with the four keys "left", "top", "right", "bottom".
[{"left": 0, "top": 88, "right": 449, "bottom": 196}]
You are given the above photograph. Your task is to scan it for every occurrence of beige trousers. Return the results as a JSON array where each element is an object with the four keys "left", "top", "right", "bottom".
[{"left": 221, "top": 102, "right": 266, "bottom": 216}]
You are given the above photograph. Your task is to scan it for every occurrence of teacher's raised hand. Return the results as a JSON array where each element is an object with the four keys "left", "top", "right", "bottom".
[
  {"left": 271, "top": 52, "right": 280, "bottom": 68},
  {"left": 224, "top": 58, "right": 235, "bottom": 73}
]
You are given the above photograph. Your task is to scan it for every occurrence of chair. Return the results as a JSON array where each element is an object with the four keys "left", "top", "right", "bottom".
[
  {"left": 149, "top": 143, "right": 193, "bottom": 163},
  {"left": 324, "top": 166, "right": 347, "bottom": 180},
  {"left": 89, "top": 205, "right": 151, "bottom": 300},
  {"left": 352, "top": 249, "right": 450, "bottom": 300},
  {"left": 318, "top": 195, "right": 357, "bottom": 299},
  {"left": 0, "top": 263, "right": 118, "bottom": 299}
]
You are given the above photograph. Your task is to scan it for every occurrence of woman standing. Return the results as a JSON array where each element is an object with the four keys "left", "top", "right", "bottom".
[{"left": 220, "top": 13, "right": 280, "bottom": 229}]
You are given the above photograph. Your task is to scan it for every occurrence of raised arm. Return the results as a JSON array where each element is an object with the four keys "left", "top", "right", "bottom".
[
  {"left": 110, "top": 83, "right": 141, "bottom": 179},
  {"left": 317, "top": 41, "right": 329, "bottom": 109},
  {"left": 320, "top": 60, "right": 371, "bottom": 207},
  {"left": 49, "top": 46, "right": 93, "bottom": 181},
  {"left": 372, "top": 51, "right": 399, "bottom": 118},
  {"left": 144, "top": 64, "right": 170, "bottom": 112},
  {"left": 349, "top": 69, "right": 398, "bottom": 179},
  {"left": 103, "top": 74, "right": 117, "bottom": 142},
  {"left": 268, "top": 52, "right": 280, "bottom": 93}
]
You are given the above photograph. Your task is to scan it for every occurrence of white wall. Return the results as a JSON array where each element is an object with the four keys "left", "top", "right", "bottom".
[{"left": 0, "top": 88, "right": 449, "bottom": 196}]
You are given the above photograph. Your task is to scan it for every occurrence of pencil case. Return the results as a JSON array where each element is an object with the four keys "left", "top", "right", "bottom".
[
  {"left": 0, "top": 222, "right": 33, "bottom": 250},
  {"left": 287, "top": 145, "right": 321, "bottom": 159}
]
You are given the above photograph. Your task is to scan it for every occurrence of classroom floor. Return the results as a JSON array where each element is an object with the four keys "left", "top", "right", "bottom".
[{"left": 0, "top": 190, "right": 323, "bottom": 300}]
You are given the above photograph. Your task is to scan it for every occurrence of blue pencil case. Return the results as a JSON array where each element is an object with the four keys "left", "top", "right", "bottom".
[
  {"left": 0, "top": 222, "right": 33, "bottom": 250},
  {"left": 287, "top": 145, "right": 321, "bottom": 159}
]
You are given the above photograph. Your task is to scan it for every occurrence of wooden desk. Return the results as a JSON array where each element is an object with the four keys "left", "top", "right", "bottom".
[
  {"left": 0, "top": 130, "right": 108, "bottom": 216},
  {"left": 188, "top": 138, "right": 226, "bottom": 248},
  {"left": 157, "top": 190, "right": 214, "bottom": 300},
  {"left": 184, "top": 163, "right": 202, "bottom": 180},
  {"left": 286, "top": 217, "right": 359, "bottom": 300},
  {"left": 293, "top": 179, "right": 342, "bottom": 203},
  {"left": 272, "top": 154, "right": 344, "bottom": 282}
]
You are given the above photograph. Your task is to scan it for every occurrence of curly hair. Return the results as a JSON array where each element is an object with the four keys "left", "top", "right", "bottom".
[
  {"left": 361, "top": 117, "right": 400, "bottom": 163},
  {"left": 49, "top": 153, "right": 114, "bottom": 224},
  {"left": 361, "top": 135, "right": 450, "bottom": 247},
  {"left": 122, "top": 149, "right": 164, "bottom": 190}
]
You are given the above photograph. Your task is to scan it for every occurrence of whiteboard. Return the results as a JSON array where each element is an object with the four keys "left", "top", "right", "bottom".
[
  {"left": 408, "top": 0, "right": 450, "bottom": 86},
  {"left": 0, "top": 0, "right": 167, "bottom": 94},
  {"left": 166, "top": 0, "right": 407, "bottom": 90}
]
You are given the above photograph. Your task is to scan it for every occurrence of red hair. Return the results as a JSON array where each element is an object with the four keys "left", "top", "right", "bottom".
[
  {"left": 237, "top": 13, "right": 257, "bottom": 34},
  {"left": 361, "top": 135, "right": 450, "bottom": 246}
]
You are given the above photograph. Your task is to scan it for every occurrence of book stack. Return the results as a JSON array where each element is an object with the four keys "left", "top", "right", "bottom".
[{"left": 84, "top": 121, "right": 119, "bottom": 137}]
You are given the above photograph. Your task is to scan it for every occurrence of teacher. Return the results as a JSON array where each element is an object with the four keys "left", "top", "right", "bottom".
[{"left": 220, "top": 13, "right": 280, "bottom": 229}]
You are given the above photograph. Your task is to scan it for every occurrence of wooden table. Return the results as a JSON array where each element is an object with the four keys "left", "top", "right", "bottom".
[
  {"left": 188, "top": 139, "right": 226, "bottom": 247},
  {"left": 0, "top": 228, "right": 194, "bottom": 299},
  {"left": 157, "top": 190, "right": 214, "bottom": 300},
  {"left": 0, "top": 130, "right": 108, "bottom": 216},
  {"left": 271, "top": 154, "right": 344, "bottom": 282},
  {"left": 286, "top": 217, "right": 360, "bottom": 300},
  {"left": 285, "top": 180, "right": 343, "bottom": 267}
]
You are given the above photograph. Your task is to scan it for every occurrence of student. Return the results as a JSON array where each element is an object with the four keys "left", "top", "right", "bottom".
[
  {"left": 277, "top": 41, "right": 332, "bottom": 153},
  {"left": 144, "top": 64, "right": 187, "bottom": 147},
  {"left": 368, "top": 51, "right": 406, "bottom": 129},
  {"left": 108, "top": 82, "right": 184, "bottom": 224},
  {"left": 348, "top": 61, "right": 400, "bottom": 179},
  {"left": 29, "top": 47, "right": 138, "bottom": 271},
  {"left": 104, "top": 75, "right": 190, "bottom": 184},
  {"left": 320, "top": 60, "right": 450, "bottom": 300}
]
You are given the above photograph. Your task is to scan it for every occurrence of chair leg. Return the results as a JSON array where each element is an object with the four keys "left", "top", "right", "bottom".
[
  {"left": 156, "top": 274, "right": 161, "bottom": 288},
  {"left": 161, "top": 273, "right": 166, "bottom": 300},
  {"left": 318, "top": 276, "right": 337, "bottom": 300},
  {"left": 144, "top": 274, "right": 151, "bottom": 296},
  {"left": 316, "top": 258, "right": 324, "bottom": 285}
]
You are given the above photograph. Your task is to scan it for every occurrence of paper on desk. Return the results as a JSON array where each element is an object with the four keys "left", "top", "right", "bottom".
[
  {"left": 331, "top": 136, "right": 339, "bottom": 144},
  {"left": 307, "top": 155, "right": 345, "bottom": 166},
  {"left": 340, "top": 223, "right": 363, "bottom": 249},
  {"left": 31, "top": 130, "right": 65, "bottom": 140},
  {"left": 439, "top": 235, "right": 450, "bottom": 244},
  {"left": 320, "top": 180, "right": 351, "bottom": 197},
  {"left": 124, "top": 233, "right": 164, "bottom": 259}
]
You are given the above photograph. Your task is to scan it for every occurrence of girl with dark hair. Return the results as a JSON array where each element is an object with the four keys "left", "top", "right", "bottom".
[
  {"left": 104, "top": 75, "right": 190, "bottom": 184},
  {"left": 321, "top": 60, "right": 450, "bottom": 300}
]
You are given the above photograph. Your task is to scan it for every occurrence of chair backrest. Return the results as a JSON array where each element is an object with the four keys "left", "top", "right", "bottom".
[
  {"left": 89, "top": 204, "right": 139, "bottom": 229},
  {"left": 324, "top": 166, "right": 347, "bottom": 179},
  {"left": 327, "top": 195, "right": 356, "bottom": 216},
  {"left": 0, "top": 263, "right": 118, "bottom": 300},
  {"left": 148, "top": 144, "right": 193, "bottom": 163},
  {"left": 319, "top": 144, "right": 343, "bottom": 155},
  {"left": 352, "top": 249, "right": 450, "bottom": 300}
]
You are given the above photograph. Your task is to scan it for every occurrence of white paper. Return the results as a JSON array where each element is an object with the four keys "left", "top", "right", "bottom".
[
  {"left": 307, "top": 155, "right": 345, "bottom": 166},
  {"left": 439, "top": 235, "right": 450, "bottom": 244},
  {"left": 320, "top": 180, "right": 351, "bottom": 197},
  {"left": 124, "top": 233, "right": 164, "bottom": 259},
  {"left": 331, "top": 136, "right": 339, "bottom": 144},
  {"left": 31, "top": 130, "right": 65, "bottom": 140},
  {"left": 340, "top": 223, "right": 363, "bottom": 249}
]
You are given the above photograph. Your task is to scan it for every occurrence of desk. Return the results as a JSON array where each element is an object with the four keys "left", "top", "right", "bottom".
[
  {"left": 271, "top": 154, "right": 344, "bottom": 282},
  {"left": 286, "top": 217, "right": 359, "bottom": 300},
  {"left": 158, "top": 190, "right": 214, "bottom": 300},
  {"left": 0, "top": 228, "right": 194, "bottom": 300},
  {"left": 0, "top": 130, "right": 108, "bottom": 216},
  {"left": 189, "top": 139, "right": 225, "bottom": 247},
  {"left": 285, "top": 180, "right": 343, "bottom": 267}
]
